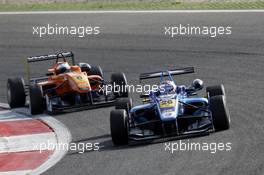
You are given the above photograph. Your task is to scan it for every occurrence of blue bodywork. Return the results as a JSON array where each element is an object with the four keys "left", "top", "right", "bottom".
[{"left": 128, "top": 69, "right": 213, "bottom": 141}]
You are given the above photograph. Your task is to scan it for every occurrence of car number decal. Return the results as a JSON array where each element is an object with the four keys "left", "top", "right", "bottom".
[
  {"left": 159, "top": 99, "right": 175, "bottom": 108},
  {"left": 76, "top": 76, "right": 83, "bottom": 80},
  {"left": 73, "top": 76, "right": 84, "bottom": 82}
]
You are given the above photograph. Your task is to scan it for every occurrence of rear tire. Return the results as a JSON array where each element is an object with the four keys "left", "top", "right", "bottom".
[
  {"left": 88, "top": 66, "right": 103, "bottom": 78},
  {"left": 206, "top": 84, "right": 225, "bottom": 97},
  {"left": 29, "top": 84, "right": 44, "bottom": 115},
  {"left": 110, "top": 109, "right": 129, "bottom": 145},
  {"left": 111, "top": 72, "right": 128, "bottom": 97},
  {"left": 210, "top": 95, "right": 230, "bottom": 131},
  {"left": 115, "top": 97, "right": 133, "bottom": 113},
  {"left": 7, "top": 77, "right": 26, "bottom": 108}
]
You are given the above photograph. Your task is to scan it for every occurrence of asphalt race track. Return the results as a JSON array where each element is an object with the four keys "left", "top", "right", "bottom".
[{"left": 0, "top": 12, "right": 264, "bottom": 175}]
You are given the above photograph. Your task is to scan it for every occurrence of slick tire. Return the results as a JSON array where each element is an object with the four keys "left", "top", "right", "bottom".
[
  {"left": 115, "top": 97, "right": 133, "bottom": 114},
  {"left": 210, "top": 95, "right": 230, "bottom": 131},
  {"left": 206, "top": 84, "right": 225, "bottom": 97},
  {"left": 110, "top": 109, "right": 129, "bottom": 145},
  {"left": 88, "top": 66, "right": 104, "bottom": 78},
  {"left": 111, "top": 72, "right": 128, "bottom": 97},
  {"left": 29, "top": 84, "right": 44, "bottom": 115},
  {"left": 7, "top": 77, "right": 26, "bottom": 108}
]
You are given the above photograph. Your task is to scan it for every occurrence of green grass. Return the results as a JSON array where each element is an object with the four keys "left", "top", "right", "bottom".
[{"left": 0, "top": 1, "right": 264, "bottom": 11}]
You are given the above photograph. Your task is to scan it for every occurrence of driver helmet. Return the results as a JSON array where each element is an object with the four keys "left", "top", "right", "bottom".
[
  {"left": 56, "top": 62, "right": 71, "bottom": 74},
  {"left": 192, "top": 79, "right": 204, "bottom": 90},
  {"left": 159, "top": 80, "right": 177, "bottom": 94}
]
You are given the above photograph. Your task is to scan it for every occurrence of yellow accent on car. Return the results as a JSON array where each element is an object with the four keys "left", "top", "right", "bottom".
[{"left": 159, "top": 99, "right": 175, "bottom": 108}]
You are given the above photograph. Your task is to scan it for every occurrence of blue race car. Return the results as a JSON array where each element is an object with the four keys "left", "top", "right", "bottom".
[{"left": 110, "top": 67, "right": 230, "bottom": 145}]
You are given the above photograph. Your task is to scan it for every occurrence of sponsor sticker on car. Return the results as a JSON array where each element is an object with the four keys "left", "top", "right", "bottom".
[{"left": 159, "top": 99, "right": 175, "bottom": 108}]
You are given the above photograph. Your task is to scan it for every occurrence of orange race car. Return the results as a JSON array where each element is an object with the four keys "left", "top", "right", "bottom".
[{"left": 7, "top": 52, "right": 128, "bottom": 114}]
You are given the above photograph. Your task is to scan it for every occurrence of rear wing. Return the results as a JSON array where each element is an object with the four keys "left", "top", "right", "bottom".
[
  {"left": 139, "top": 67, "right": 194, "bottom": 80},
  {"left": 27, "top": 51, "right": 75, "bottom": 64},
  {"left": 25, "top": 51, "right": 75, "bottom": 83}
]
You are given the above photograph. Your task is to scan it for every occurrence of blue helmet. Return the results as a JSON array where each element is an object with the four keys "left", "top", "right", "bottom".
[
  {"left": 159, "top": 80, "right": 176, "bottom": 94},
  {"left": 56, "top": 62, "right": 71, "bottom": 74}
]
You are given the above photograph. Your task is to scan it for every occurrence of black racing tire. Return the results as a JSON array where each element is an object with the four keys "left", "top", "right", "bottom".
[
  {"left": 7, "top": 77, "right": 26, "bottom": 108},
  {"left": 115, "top": 97, "right": 133, "bottom": 113},
  {"left": 111, "top": 72, "right": 128, "bottom": 97},
  {"left": 88, "top": 66, "right": 103, "bottom": 78},
  {"left": 210, "top": 95, "right": 230, "bottom": 131},
  {"left": 29, "top": 84, "right": 44, "bottom": 115},
  {"left": 78, "top": 62, "right": 91, "bottom": 72},
  {"left": 110, "top": 109, "right": 129, "bottom": 145},
  {"left": 206, "top": 84, "right": 225, "bottom": 97}
]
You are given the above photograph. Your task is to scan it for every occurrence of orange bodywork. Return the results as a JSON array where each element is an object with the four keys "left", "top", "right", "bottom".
[{"left": 38, "top": 62, "right": 102, "bottom": 96}]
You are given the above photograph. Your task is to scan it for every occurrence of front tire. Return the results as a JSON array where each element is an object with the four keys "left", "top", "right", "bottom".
[
  {"left": 88, "top": 66, "right": 103, "bottom": 78},
  {"left": 7, "top": 77, "right": 26, "bottom": 108},
  {"left": 110, "top": 109, "right": 129, "bottom": 145},
  {"left": 111, "top": 72, "right": 128, "bottom": 97},
  {"left": 206, "top": 84, "right": 225, "bottom": 97},
  {"left": 29, "top": 84, "right": 44, "bottom": 115},
  {"left": 210, "top": 95, "right": 230, "bottom": 131},
  {"left": 115, "top": 97, "right": 133, "bottom": 113}
]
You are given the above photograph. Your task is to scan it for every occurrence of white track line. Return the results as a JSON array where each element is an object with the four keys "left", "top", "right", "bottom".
[
  {"left": 0, "top": 10, "right": 264, "bottom": 15},
  {"left": 0, "top": 170, "right": 31, "bottom": 175},
  {"left": 0, "top": 110, "right": 31, "bottom": 121},
  {"left": 0, "top": 103, "right": 9, "bottom": 109},
  {"left": 0, "top": 133, "right": 56, "bottom": 153}
]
